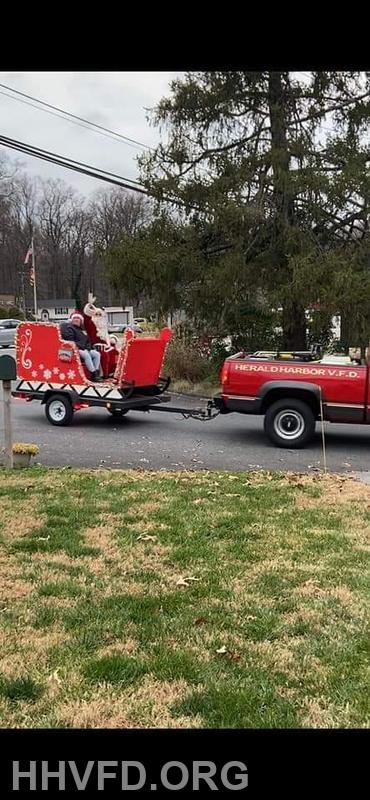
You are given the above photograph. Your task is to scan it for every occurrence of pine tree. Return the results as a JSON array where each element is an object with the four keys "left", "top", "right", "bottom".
[{"left": 135, "top": 71, "right": 370, "bottom": 348}]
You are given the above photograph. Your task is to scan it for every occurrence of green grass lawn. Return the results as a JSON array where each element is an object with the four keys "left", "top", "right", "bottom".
[{"left": 0, "top": 467, "right": 369, "bottom": 728}]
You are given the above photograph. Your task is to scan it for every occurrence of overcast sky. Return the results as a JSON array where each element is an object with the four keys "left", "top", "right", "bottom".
[{"left": 0, "top": 71, "right": 181, "bottom": 196}]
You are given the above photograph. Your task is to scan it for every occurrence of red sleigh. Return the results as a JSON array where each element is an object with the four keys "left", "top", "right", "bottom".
[{"left": 15, "top": 322, "right": 172, "bottom": 392}]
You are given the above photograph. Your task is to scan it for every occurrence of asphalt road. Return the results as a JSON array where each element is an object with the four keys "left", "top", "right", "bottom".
[{"left": 0, "top": 348, "right": 369, "bottom": 473}]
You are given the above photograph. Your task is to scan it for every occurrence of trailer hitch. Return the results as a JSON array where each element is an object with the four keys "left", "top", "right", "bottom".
[
  {"left": 181, "top": 399, "right": 219, "bottom": 421},
  {"left": 148, "top": 399, "right": 220, "bottom": 421}
]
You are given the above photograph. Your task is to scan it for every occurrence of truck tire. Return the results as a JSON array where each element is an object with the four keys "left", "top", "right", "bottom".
[
  {"left": 107, "top": 407, "right": 129, "bottom": 417},
  {"left": 264, "top": 398, "right": 315, "bottom": 448},
  {"left": 45, "top": 394, "right": 74, "bottom": 426}
]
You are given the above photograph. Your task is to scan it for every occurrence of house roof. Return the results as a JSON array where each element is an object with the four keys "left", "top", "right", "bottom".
[{"left": 39, "top": 299, "right": 76, "bottom": 307}]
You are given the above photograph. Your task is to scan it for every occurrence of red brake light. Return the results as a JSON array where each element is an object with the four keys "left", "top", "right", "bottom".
[{"left": 220, "top": 361, "right": 230, "bottom": 385}]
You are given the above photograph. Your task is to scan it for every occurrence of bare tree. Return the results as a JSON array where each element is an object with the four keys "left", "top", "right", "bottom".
[
  {"left": 37, "top": 179, "right": 79, "bottom": 297},
  {"left": 88, "top": 187, "right": 150, "bottom": 303}
]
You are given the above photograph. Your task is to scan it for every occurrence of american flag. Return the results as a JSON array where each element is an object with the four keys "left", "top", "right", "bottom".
[{"left": 24, "top": 243, "right": 33, "bottom": 265}]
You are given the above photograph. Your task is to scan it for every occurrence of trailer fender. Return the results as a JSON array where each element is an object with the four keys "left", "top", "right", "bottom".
[{"left": 40, "top": 388, "right": 77, "bottom": 406}]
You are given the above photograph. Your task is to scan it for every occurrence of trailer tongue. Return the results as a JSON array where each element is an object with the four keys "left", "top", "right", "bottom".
[{"left": 145, "top": 398, "right": 219, "bottom": 420}]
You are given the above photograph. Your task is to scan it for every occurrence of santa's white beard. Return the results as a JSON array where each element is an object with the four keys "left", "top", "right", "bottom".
[{"left": 94, "top": 314, "right": 109, "bottom": 342}]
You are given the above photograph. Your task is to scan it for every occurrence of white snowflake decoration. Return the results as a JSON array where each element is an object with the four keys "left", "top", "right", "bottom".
[
  {"left": 67, "top": 370, "right": 76, "bottom": 380},
  {"left": 31, "top": 370, "right": 38, "bottom": 378},
  {"left": 59, "top": 373, "right": 65, "bottom": 381},
  {"left": 53, "top": 367, "right": 60, "bottom": 375},
  {"left": 39, "top": 363, "right": 44, "bottom": 370},
  {"left": 43, "top": 369, "right": 52, "bottom": 380}
]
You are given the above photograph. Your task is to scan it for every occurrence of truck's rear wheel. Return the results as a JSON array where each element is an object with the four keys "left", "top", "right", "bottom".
[
  {"left": 264, "top": 398, "right": 315, "bottom": 448},
  {"left": 45, "top": 394, "right": 74, "bottom": 426}
]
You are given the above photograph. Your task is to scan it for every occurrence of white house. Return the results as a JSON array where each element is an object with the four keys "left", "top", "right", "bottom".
[
  {"left": 37, "top": 301, "right": 134, "bottom": 327},
  {"left": 104, "top": 306, "right": 134, "bottom": 326},
  {"left": 37, "top": 299, "right": 76, "bottom": 323}
]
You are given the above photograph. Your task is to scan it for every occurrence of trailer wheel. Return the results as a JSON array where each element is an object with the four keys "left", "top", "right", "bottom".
[
  {"left": 45, "top": 394, "right": 74, "bottom": 426},
  {"left": 264, "top": 398, "right": 315, "bottom": 448},
  {"left": 107, "top": 407, "right": 129, "bottom": 417}
]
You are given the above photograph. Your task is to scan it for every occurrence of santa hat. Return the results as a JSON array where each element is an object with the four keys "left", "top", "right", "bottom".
[{"left": 70, "top": 311, "right": 84, "bottom": 323}]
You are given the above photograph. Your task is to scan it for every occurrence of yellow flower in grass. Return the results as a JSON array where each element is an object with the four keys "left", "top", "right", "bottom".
[{"left": 12, "top": 443, "right": 39, "bottom": 456}]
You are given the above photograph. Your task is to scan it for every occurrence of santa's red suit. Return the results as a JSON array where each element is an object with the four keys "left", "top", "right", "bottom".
[{"left": 70, "top": 308, "right": 119, "bottom": 379}]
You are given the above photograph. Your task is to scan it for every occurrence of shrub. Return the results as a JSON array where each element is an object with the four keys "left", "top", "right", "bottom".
[
  {"left": 164, "top": 337, "right": 210, "bottom": 383},
  {"left": 0, "top": 306, "right": 25, "bottom": 320}
]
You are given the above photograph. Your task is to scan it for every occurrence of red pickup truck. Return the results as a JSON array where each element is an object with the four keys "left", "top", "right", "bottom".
[{"left": 213, "top": 351, "right": 370, "bottom": 448}]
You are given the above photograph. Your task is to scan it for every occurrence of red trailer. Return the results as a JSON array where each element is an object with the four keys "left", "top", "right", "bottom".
[{"left": 12, "top": 322, "right": 174, "bottom": 425}]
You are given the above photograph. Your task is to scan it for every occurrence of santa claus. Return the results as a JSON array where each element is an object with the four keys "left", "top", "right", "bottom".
[{"left": 69, "top": 295, "right": 120, "bottom": 379}]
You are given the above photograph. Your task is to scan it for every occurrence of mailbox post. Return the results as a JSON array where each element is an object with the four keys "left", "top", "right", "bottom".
[{"left": 0, "top": 355, "right": 17, "bottom": 468}]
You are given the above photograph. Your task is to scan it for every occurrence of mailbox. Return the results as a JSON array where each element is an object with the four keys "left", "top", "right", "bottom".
[{"left": 0, "top": 355, "right": 17, "bottom": 381}]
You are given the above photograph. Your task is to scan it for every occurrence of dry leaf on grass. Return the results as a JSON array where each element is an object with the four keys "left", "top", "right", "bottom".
[
  {"left": 137, "top": 534, "right": 157, "bottom": 542},
  {"left": 176, "top": 577, "right": 190, "bottom": 587},
  {"left": 194, "top": 617, "right": 209, "bottom": 626},
  {"left": 48, "top": 670, "right": 62, "bottom": 698},
  {"left": 216, "top": 646, "right": 228, "bottom": 655},
  {"left": 228, "top": 652, "right": 242, "bottom": 662},
  {"left": 175, "top": 576, "right": 201, "bottom": 588},
  {"left": 48, "top": 669, "right": 61, "bottom": 685}
]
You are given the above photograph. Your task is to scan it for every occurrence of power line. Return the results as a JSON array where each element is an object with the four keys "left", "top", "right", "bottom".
[
  {"left": 0, "top": 133, "right": 144, "bottom": 186},
  {"left": 0, "top": 133, "right": 200, "bottom": 211},
  {"left": 0, "top": 134, "right": 148, "bottom": 194},
  {"left": 0, "top": 89, "right": 142, "bottom": 151},
  {"left": 0, "top": 82, "right": 152, "bottom": 152},
  {"left": 0, "top": 82, "right": 212, "bottom": 179}
]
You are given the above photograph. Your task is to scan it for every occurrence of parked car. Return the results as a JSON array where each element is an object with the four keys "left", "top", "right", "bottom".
[
  {"left": 134, "top": 317, "right": 148, "bottom": 328},
  {"left": 107, "top": 324, "right": 126, "bottom": 334},
  {"left": 126, "top": 323, "right": 143, "bottom": 333},
  {"left": 0, "top": 318, "right": 22, "bottom": 347},
  {"left": 107, "top": 323, "right": 143, "bottom": 334}
]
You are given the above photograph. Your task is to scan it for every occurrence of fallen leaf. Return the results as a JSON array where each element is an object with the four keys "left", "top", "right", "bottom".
[
  {"left": 48, "top": 669, "right": 61, "bottom": 685},
  {"left": 176, "top": 577, "right": 190, "bottom": 587},
  {"left": 48, "top": 669, "right": 62, "bottom": 697},
  {"left": 36, "top": 535, "right": 50, "bottom": 542},
  {"left": 137, "top": 534, "right": 157, "bottom": 542},
  {"left": 176, "top": 575, "right": 201, "bottom": 587},
  {"left": 216, "top": 645, "right": 228, "bottom": 655},
  {"left": 228, "top": 652, "right": 242, "bottom": 661},
  {"left": 195, "top": 616, "right": 209, "bottom": 626}
]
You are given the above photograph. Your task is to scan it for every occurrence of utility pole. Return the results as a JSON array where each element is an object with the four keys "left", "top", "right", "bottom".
[
  {"left": 31, "top": 234, "right": 38, "bottom": 321},
  {"left": 20, "top": 265, "right": 26, "bottom": 317}
]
